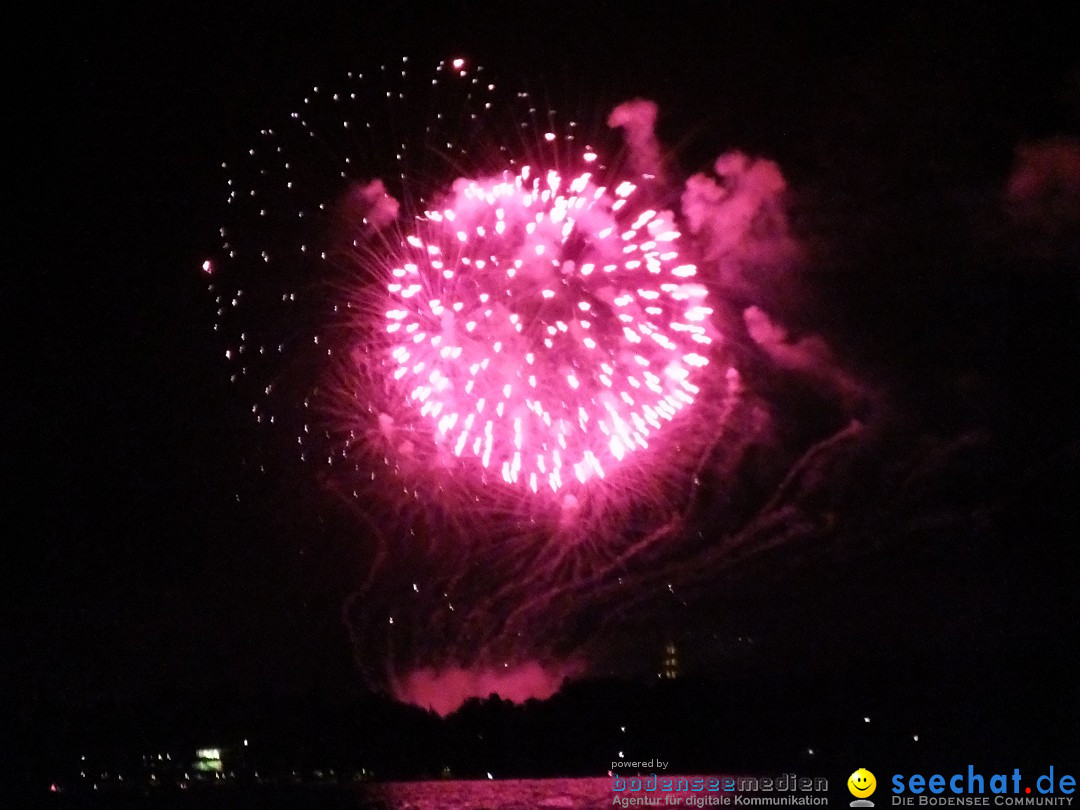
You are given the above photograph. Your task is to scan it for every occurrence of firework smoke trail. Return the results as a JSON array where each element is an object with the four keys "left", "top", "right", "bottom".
[{"left": 208, "top": 57, "right": 872, "bottom": 713}]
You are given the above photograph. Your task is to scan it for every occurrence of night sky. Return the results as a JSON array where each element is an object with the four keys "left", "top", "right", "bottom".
[{"left": 8, "top": 2, "right": 1079, "bottom": 761}]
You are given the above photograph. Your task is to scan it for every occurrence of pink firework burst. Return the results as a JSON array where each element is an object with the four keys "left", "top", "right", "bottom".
[
  {"left": 209, "top": 55, "right": 739, "bottom": 530},
  {"left": 204, "top": 51, "right": 886, "bottom": 715},
  {"left": 378, "top": 164, "right": 716, "bottom": 495},
  {"left": 212, "top": 57, "right": 847, "bottom": 708}
]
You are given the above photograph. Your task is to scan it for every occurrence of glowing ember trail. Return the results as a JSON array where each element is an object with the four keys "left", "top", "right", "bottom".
[{"left": 381, "top": 166, "right": 714, "bottom": 493}]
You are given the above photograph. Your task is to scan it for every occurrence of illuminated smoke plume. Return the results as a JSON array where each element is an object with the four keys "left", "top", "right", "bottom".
[
  {"left": 1003, "top": 137, "right": 1080, "bottom": 262},
  {"left": 607, "top": 99, "right": 665, "bottom": 178},
  {"left": 209, "top": 57, "right": 873, "bottom": 713}
]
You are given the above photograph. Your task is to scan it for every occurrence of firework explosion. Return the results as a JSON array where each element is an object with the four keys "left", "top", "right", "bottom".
[
  {"left": 381, "top": 165, "right": 715, "bottom": 494},
  {"left": 209, "top": 57, "right": 870, "bottom": 713}
]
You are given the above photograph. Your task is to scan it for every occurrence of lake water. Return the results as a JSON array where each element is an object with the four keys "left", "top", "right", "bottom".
[
  {"left": 355, "top": 777, "right": 615, "bottom": 808},
  {"left": 49, "top": 776, "right": 736, "bottom": 807}
]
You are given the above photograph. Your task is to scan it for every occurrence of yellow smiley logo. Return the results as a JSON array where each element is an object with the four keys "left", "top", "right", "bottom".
[{"left": 848, "top": 768, "right": 877, "bottom": 798}]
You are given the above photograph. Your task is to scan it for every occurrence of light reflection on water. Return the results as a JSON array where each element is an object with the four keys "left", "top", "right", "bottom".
[
  {"left": 355, "top": 777, "right": 613, "bottom": 809},
  {"left": 53, "top": 776, "right": 741, "bottom": 808},
  {"left": 356, "top": 776, "right": 738, "bottom": 809}
]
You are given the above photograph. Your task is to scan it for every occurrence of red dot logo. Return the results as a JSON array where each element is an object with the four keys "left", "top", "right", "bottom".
[{"left": 1026, "top": 788, "right": 1032, "bottom": 794}]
